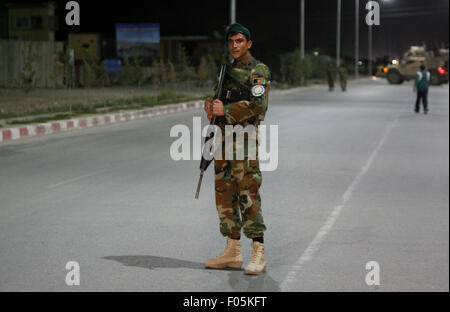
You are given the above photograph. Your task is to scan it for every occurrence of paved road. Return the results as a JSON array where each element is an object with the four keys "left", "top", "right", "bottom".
[{"left": 0, "top": 79, "right": 448, "bottom": 291}]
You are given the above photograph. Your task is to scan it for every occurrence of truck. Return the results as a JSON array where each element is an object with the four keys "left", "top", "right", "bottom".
[{"left": 382, "top": 46, "right": 449, "bottom": 86}]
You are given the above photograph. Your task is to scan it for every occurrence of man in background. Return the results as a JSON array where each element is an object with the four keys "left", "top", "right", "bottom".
[
  {"left": 326, "top": 63, "right": 336, "bottom": 91},
  {"left": 338, "top": 65, "right": 348, "bottom": 92},
  {"left": 414, "top": 64, "right": 431, "bottom": 114}
]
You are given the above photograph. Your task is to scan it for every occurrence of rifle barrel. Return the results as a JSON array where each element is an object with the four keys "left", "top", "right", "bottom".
[{"left": 195, "top": 171, "right": 204, "bottom": 199}]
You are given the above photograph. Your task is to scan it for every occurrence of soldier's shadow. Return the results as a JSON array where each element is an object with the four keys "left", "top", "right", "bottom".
[
  {"left": 102, "top": 255, "right": 280, "bottom": 291},
  {"left": 226, "top": 270, "right": 280, "bottom": 292},
  {"left": 102, "top": 255, "right": 204, "bottom": 270}
]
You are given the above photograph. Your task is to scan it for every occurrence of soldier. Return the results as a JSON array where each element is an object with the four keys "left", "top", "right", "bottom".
[
  {"left": 338, "top": 65, "right": 348, "bottom": 92},
  {"left": 203, "top": 22, "right": 270, "bottom": 275},
  {"left": 326, "top": 63, "right": 336, "bottom": 91}
]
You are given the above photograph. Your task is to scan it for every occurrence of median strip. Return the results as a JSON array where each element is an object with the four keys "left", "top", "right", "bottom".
[{"left": 0, "top": 100, "right": 203, "bottom": 143}]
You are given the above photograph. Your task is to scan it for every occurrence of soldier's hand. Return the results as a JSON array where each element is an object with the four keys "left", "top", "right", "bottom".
[{"left": 212, "top": 99, "right": 225, "bottom": 116}]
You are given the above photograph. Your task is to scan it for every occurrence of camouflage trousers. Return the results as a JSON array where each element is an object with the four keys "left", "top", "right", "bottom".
[{"left": 214, "top": 158, "right": 266, "bottom": 239}]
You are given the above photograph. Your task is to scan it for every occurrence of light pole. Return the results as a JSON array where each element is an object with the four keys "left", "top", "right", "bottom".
[
  {"left": 337, "top": 0, "right": 341, "bottom": 67},
  {"left": 300, "top": 0, "right": 305, "bottom": 85},
  {"left": 368, "top": 24, "right": 372, "bottom": 76},
  {"left": 300, "top": 0, "right": 305, "bottom": 59},
  {"left": 355, "top": 0, "right": 359, "bottom": 78},
  {"left": 231, "top": 0, "right": 236, "bottom": 24}
]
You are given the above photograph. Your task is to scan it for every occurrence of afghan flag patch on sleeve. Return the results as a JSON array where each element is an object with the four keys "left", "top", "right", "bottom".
[
  {"left": 252, "top": 73, "right": 266, "bottom": 85},
  {"left": 252, "top": 78, "right": 266, "bottom": 85}
]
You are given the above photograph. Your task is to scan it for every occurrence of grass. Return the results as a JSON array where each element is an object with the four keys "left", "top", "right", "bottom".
[{"left": 0, "top": 84, "right": 211, "bottom": 126}]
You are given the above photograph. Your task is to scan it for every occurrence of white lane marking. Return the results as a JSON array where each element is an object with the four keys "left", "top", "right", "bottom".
[
  {"left": 46, "top": 169, "right": 108, "bottom": 189},
  {"left": 280, "top": 117, "right": 399, "bottom": 291}
]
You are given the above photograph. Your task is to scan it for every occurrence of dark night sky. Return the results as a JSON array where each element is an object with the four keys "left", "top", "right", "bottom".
[{"left": 19, "top": 0, "right": 450, "bottom": 61}]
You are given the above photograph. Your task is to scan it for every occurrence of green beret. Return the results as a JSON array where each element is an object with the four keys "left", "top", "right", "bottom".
[{"left": 226, "top": 22, "right": 251, "bottom": 41}]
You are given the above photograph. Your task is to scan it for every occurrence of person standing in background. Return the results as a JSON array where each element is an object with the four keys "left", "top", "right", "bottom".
[
  {"left": 414, "top": 65, "right": 431, "bottom": 114},
  {"left": 326, "top": 63, "right": 336, "bottom": 91},
  {"left": 338, "top": 66, "right": 348, "bottom": 92}
]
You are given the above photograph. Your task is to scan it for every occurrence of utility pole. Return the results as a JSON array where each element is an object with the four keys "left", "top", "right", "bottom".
[
  {"left": 231, "top": 0, "right": 236, "bottom": 24},
  {"left": 355, "top": 0, "right": 359, "bottom": 79},
  {"left": 337, "top": 0, "right": 341, "bottom": 67},
  {"left": 368, "top": 24, "right": 373, "bottom": 76},
  {"left": 300, "top": 0, "right": 305, "bottom": 85},
  {"left": 300, "top": 0, "right": 305, "bottom": 59}
]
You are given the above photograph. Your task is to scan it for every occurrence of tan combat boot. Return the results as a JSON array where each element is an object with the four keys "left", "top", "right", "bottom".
[
  {"left": 244, "top": 241, "right": 266, "bottom": 275},
  {"left": 204, "top": 237, "right": 243, "bottom": 269}
]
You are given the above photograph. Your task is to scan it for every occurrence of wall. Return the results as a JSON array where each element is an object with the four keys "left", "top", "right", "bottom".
[{"left": 0, "top": 39, "right": 65, "bottom": 88}]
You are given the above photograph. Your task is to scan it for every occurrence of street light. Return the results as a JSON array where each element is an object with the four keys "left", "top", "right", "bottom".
[
  {"left": 300, "top": 0, "right": 305, "bottom": 86},
  {"left": 337, "top": 0, "right": 341, "bottom": 67},
  {"left": 369, "top": 23, "right": 372, "bottom": 76},
  {"left": 231, "top": 0, "right": 236, "bottom": 24},
  {"left": 355, "top": 0, "right": 359, "bottom": 78},
  {"left": 300, "top": 0, "right": 305, "bottom": 60}
]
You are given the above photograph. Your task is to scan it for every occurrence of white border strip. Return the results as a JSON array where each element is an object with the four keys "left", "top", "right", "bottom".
[{"left": 0, "top": 100, "right": 203, "bottom": 143}]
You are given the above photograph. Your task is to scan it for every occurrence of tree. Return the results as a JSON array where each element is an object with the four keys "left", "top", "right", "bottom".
[
  {"left": 14, "top": 43, "right": 38, "bottom": 93},
  {"left": 159, "top": 58, "right": 169, "bottom": 85},
  {"left": 151, "top": 59, "right": 160, "bottom": 86},
  {"left": 119, "top": 54, "right": 135, "bottom": 85},
  {"left": 151, "top": 59, "right": 160, "bottom": 104},
  {"left": 167, "top": 60, "right": 178, "bottom": 83},
  {"left": 82, "top": 58, "right": 97, "bottom": 88},
  {"left": 179, "top": 46, "right": 193, "bottom": 81},
  {"left": 196, "top": 56, "right": 208, "bottom": 87},
  {"left": 133, "top": 55, "right": 145, "bottom": 88},
  {"left": 206, "top": 54, "right": 218, "bottom": 82},
  {"left": 280, "top": 50, "right": 315, "bottom": 86}
]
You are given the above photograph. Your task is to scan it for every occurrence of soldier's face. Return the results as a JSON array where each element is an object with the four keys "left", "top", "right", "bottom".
[{"left": 228, "top": 33, "right": 252, "bottom": 60}]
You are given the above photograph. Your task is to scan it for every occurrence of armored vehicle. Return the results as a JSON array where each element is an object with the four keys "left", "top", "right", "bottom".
[{"left": 385, "top": 46, "right": 448, "bottom": 85}]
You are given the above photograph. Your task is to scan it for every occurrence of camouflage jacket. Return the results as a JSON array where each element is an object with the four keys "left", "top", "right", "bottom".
[
  {"left": 216, "top": 52, "right": 271, "bottom": 128},
  {"left": 214, "top": 53, "right": 270, "bottom": 160}
]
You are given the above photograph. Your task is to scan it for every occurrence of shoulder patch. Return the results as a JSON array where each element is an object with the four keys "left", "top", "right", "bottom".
[
  {"left": 252, "top": 74, "right": 266, "bottom": 85},
  {"left": 251, "top": 85, "right": 266, "bottom": 97}
]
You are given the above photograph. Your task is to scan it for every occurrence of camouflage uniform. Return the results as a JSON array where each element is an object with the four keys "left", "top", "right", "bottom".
[
  {"left": 213, "top": 52, "right": 270, "bottom": 239},
  {"left": 327, "top": 64, "right": 336, "bottom": 91},
  {"left": 338, "top": 66, "right": 348, "bottom": 91}
]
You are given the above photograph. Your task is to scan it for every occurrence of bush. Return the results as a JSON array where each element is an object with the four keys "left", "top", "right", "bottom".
[
  {"left": 280, "top": 50, "right": 314, "bottom": 86},
  {"left": 179, "top": 46, "right": 194, "bottom": 81},
  {"left": 119, "top": 54, "right": 145, "bottom": 86}
]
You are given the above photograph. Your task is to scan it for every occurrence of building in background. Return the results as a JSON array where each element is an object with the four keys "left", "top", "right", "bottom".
[
  {"left": 6, "top": 1, "right": 58, "bottom": 41},
  {"left": 68, "top": 33, "right": 101, "bottom": 61}
]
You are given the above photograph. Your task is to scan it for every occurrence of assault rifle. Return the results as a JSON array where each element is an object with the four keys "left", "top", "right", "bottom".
[{"left": 195, "top": 64, "right": 227, "bottom": 199}]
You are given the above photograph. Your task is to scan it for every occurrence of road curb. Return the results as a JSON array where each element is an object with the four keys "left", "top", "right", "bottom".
[{"left": 0, "top": 100, "right": 203, "bottom": 144}]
